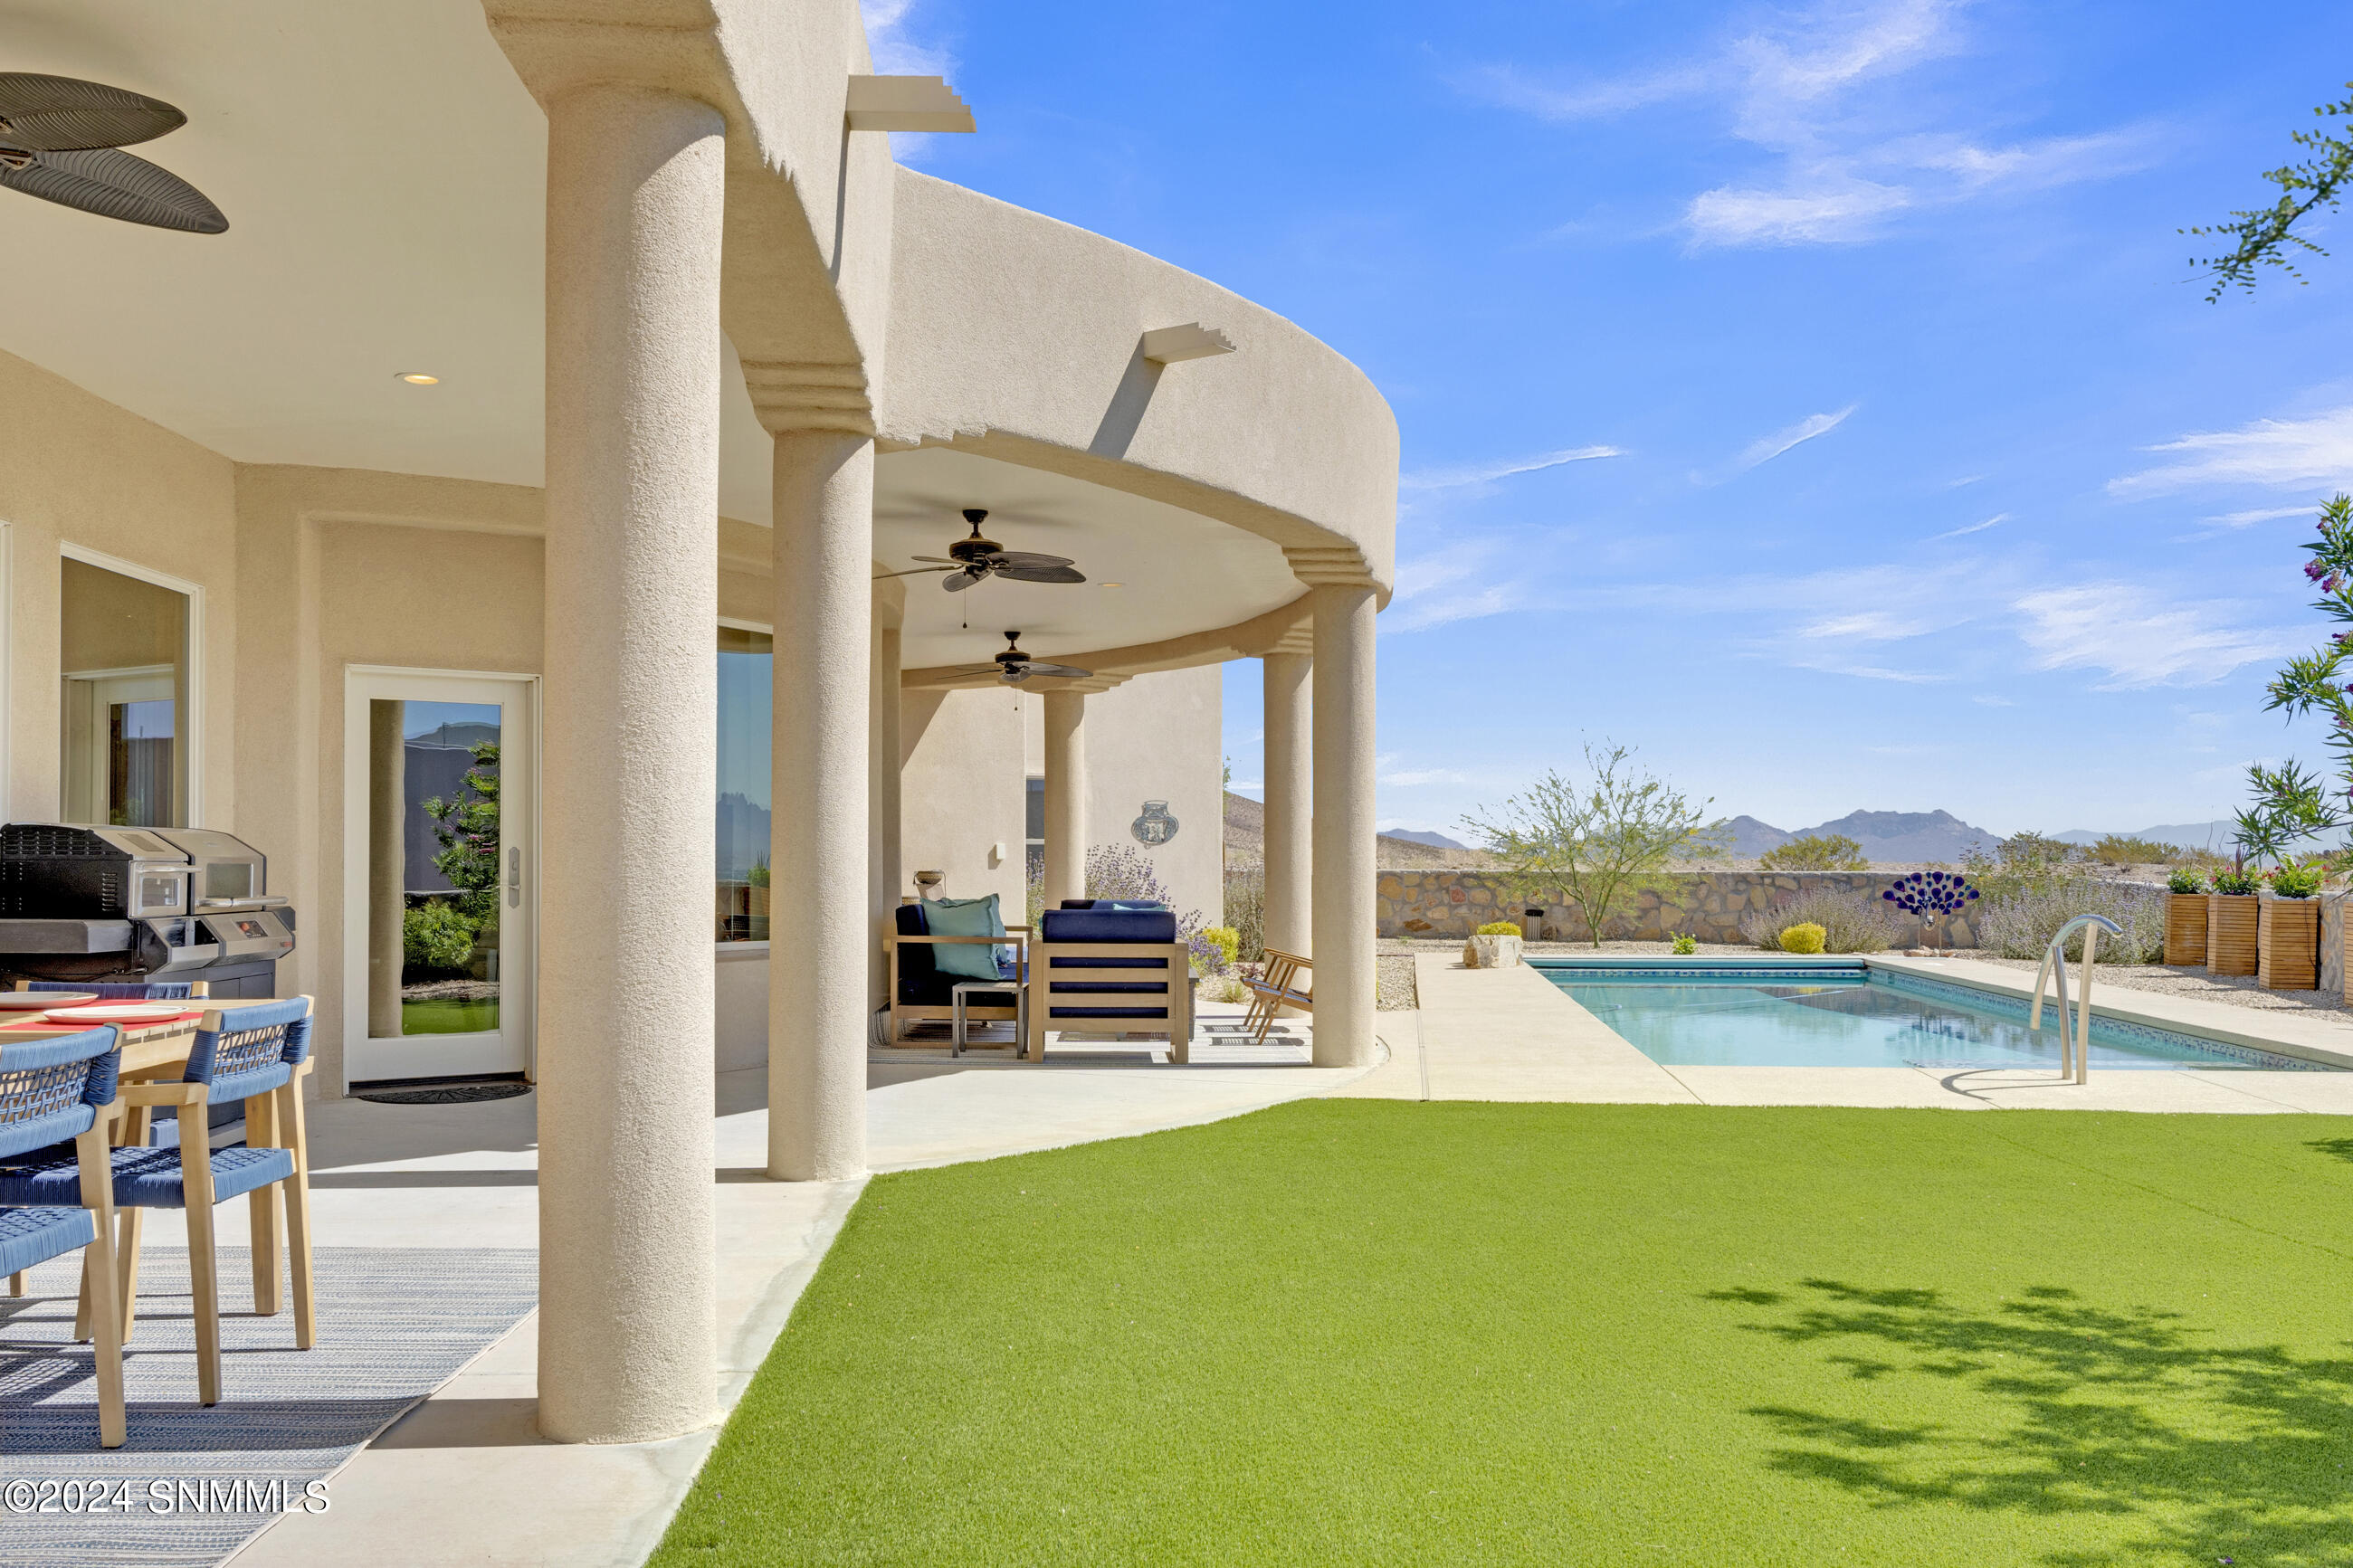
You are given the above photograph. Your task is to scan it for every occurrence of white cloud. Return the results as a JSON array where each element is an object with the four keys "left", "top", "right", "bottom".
[
  {"left": 1464, "top": 0, "right": 2154, "bottom": 250},
  {"left": 1386, "top": 539, "right": 1532, "bottom": 632},
  {"left": 1789, "top": 662, "right": 1948, "bottom": 682},
  {"left": 1739, "top": 405, "right": 1856, "bottom": 469},
  {"left": 1947, "top": 474, "right": 1984, "bottom": 487},
  {"left": 2012, "top": 584, "right": 2298, "bottom": 689},
  {"left": 1381, "top": 768, "right": 1472, "bottom": 787},
  {"left": 860, "top": 0, "right": 956, "bottom": 159},
  {"left": 1930, "top": 512, "right": 2007, "bottom": 539},
  {"left": 2110, "top": 405, "right": 2353, "bottom": 497},
  {"left": 1972, "top": 693, "right": 2015, "bottom": 707},
  {"left": 2205, "top": 506, "right": 2319, "bottom": 528},
  {"left": 1400, "top": 445, "right": 1622, "bottom": 491}
]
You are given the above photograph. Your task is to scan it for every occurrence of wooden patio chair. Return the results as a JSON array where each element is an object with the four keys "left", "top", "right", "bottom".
[{"left": 1241, "top": 948, "right": 1312, "bottom": 1047}]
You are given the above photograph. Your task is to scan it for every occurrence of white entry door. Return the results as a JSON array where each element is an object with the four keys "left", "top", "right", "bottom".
[{"left": 343, "top": 669, "right": 537, "bottom": 1087}]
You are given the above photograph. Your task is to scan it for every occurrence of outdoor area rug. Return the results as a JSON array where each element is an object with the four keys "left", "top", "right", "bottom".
[{"left": 0, "top": 1245, "right": 536, "bottom": 1568}]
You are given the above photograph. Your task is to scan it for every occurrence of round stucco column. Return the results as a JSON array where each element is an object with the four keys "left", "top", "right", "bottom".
[
  {"left": 1042, "top": 690, "right": 1088, "bottom": 908},
  {"left": 1261, "top": 653, "right": 1312, "bottom": 958},
  {"left": 767, "top": 431, "right": 872, "bottom": 1182},
  {"left": 870, "top": 622, "right": 902, "bottom": 1010},
  {"left": 536, "top": 82, "right": 724, "bottom": 1446},
  {"left": 1310, "top": 587, "right": 1377, "bottom": 1068}
]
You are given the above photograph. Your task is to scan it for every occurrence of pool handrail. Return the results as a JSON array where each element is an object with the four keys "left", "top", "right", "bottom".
[{"left": 2029, "top": 914, "right": 2125, "bottom": 1084}]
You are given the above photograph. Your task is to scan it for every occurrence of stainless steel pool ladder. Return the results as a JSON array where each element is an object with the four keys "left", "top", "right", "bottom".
[{"left": 2029, "top": 914, "right": 2124, "bottom": 1083}]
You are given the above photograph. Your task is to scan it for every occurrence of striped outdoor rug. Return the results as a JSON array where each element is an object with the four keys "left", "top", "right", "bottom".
[{"left": 0, "top": 1246, "right": 536, "bottom": 1567}]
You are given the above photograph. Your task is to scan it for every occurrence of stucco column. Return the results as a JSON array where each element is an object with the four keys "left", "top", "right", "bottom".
[
  {"left": 535, "top": 82, "right": 724, "bottom": 1446},
  {"left": 367, "top": 699, "right": 406, "bottom": 1041},
  {"left": 1310, "top": 586, "right": 1377, "bottom": 1068},
  {"left": 1042, "top": 690, "right": 1088, "bottom": 908},
  {"left": 871, "top": 622, "right": 902, "bottom": 1008},
  {"left": 767, "top": 431, "right": 872, "bottom": 1182},
  {"left": 1261, "top": 652, "right": 1311, "bottom": 958}
]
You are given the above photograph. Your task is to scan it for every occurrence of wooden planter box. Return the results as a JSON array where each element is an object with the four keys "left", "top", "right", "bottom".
[
  {"left": 2259, "top": 897, "right": 2320, "bottom": 990},
  {"left": 2164, "top": 893, "right": 2207, "bottom": 966},
  {"left": 2206, "top": 893, "right": 2259, "bottom": 977}
]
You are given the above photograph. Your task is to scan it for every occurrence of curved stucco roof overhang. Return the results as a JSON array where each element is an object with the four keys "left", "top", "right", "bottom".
[{"left": 880, "top": 171, "right": 1396, "bottom": 689}]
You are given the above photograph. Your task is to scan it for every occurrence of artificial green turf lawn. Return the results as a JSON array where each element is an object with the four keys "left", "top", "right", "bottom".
[{"left": 653, "top": 1101, "right": 2353, "bottom": 1566}]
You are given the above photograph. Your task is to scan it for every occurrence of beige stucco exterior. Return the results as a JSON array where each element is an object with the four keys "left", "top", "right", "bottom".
[{"left": 0, "top": 0, "right": 1396, "bottom": 1445}]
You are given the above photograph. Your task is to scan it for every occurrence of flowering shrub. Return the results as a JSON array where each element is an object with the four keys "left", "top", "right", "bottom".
[
  {"left": 2272, "top": 860, "right": 2326, "bottom": 898},
  {"left": 2167, "top": 867, "right": 2207, "bottom": 894},
  {"left": 1975, "top": 881, "right": 2165, "bottom": 963},
  {"left": 2213, "top": 868, "right": 2261, "bottom": 896},
  {"left": 1474, "top": 920, "right": 1524, "bottom": 936}
]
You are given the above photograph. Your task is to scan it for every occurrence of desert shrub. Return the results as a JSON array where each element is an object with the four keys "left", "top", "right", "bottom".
[
  {"left": 1757, "top": 833, "right": 1869, "bottom": 871},
  {"left": 1223, "top": 868, "right": 1266, "bottom": 963},
  {"left": 2167, "top": 867, "right": 2207, "bottom": 894},
  {"left": 1739, "top": 887, "right": 1907, "bottom": 953},
  {"left": 2091, "top": 834, "right": 2185, "bottom": 866},
  {"left": 1204, "top": 974, "right": 1253, "bottom": 1004},
  {"left": 1199, "top": 926, "right": 1242, "bottom": 973},
  {"left": 1474, "top": 919, "right": 1523, "bottom": 936},
  {"left": 1778, "top": 922, "right": 1826, "bottom": 954},
  {"left": 1671, "top": 933, "right": 1698, "bottom": 955},
  {"left": 1961, "top": 832, "right": 2085, "bottom": 901},
  {"left": 1973, "top": 880, "right": 2166, "bottom": 963},
  {"left": 403, "top": 900, "right": 478, "bottom": 974}
]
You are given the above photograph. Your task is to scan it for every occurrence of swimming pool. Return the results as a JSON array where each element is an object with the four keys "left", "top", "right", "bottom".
[{"left": 1534, "top": 962, "right": 2338, "bottom": 1071}]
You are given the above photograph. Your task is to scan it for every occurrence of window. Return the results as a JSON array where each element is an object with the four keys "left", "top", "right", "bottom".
[
  {"left": 61, "top": 556, "right": 191, "bottom": 827},
  {"left": 716, "top": 626, "right": 772, "bottom": 942}
]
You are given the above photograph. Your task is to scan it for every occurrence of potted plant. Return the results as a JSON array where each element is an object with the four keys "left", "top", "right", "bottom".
[
  {"left": 2164, "top": 867, "right": 2208, "bottom": 966},
  {"left": 2259, "top": 859, "right": 2325, "bottom": 990},
  {"left": 1464, "top": 919, "right": 1524, "bottom": 969},
  {"left": 2207, "top": 864, "right": 2261, "bottom": 977}
]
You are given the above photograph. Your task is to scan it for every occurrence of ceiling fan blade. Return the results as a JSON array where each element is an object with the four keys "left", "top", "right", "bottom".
[
  {"left": 935, "top": 663, "right": 1007, "bottom": 678},
  {"left": 872, "top": 565, "right": 957, "bottom": 579},
  {"left": 910, "top": 556, "right": 958, "bottom": 564},
  {"left": 1021, "top": 662, "right": 1094, "bottom": 679},
  {"left": 941, "top": 566, "right": 990, "bottom": 592},
  {"left": 986, "top": 551, "right": 1076, "bottom": 570},
  {"left": 0, "top": 146, "right": 226, "bottom": 233},
  {"left": 0, "top": 73, "right": 186, "bottom": 152},
  {"left": 993, "top": 566, "right": 1088, "bottom": 585}
]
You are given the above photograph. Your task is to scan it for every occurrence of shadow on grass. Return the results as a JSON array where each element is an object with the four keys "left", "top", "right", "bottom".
[
  {"left": 2305, "top": 1136, "right": 2353, "bottom": 1164},
  {"left": 1703, "top": 1278, "right": 2353, "bottom": 1566}
]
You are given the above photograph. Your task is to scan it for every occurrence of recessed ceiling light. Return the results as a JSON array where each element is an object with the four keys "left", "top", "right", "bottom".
[
  {"left": 395, "top": 372, "right": 440, "bottom": 385},
  {"left": 1100, "top": 581, "right": 1125, "bottom": 588}
]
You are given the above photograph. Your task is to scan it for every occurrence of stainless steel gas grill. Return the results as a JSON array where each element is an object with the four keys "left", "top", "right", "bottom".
[{"left": 0, "top": 823, "right": 293, "bottom": 995}]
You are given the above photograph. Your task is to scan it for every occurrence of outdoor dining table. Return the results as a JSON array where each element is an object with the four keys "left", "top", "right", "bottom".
[{"left": 1, "top": 996, "right": 306, "bottom": 1316}]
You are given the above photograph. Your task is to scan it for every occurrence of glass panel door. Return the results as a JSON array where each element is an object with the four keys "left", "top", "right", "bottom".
[{"left": 345, "top": 672, "right": 534, "bottom": 1085}]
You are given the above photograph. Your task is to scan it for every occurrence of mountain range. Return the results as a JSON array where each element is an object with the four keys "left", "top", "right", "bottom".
[{"left": 1718, "top": 810, "right": 1999, "bottom": 863}]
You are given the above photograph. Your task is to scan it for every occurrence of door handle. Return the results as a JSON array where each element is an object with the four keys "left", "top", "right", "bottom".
[{"left": 507, "top": 845, "right": 521, "bottom": 908}]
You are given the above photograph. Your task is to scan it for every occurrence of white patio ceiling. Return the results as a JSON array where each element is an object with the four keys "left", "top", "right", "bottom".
[{"left": 0, "top": 1, "right": 1297, "bottom": 666}]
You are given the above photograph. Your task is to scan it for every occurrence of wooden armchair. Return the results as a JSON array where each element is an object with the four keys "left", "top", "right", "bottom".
[
  {"left": 1025, "top": 906, "right": 1193, "bottom": 1064},
  {"left": 1241, "top": 948, "right": 1312, "bottom": 1046},
  {"left": 884, "top": 903, "right": 1029, "bottom": 1048}
]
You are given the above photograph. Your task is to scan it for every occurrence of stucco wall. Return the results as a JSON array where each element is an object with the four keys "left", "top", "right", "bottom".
[
  {"left": 1380, "top": 870, "right": 1979, "bottom": 948},
  {"left": 898, "top": 684, "right": 1027, "bottom": 914},
  {"left": 0, "top": 347, "right": 238, "bottom": 826}
]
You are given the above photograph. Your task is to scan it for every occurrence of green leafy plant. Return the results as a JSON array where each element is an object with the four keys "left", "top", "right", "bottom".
[
  {"left": 2167, "top": 867, "right": 2207, "bottom": 895},
  {"left": 423, "top": 741, "right": 501, "bottom": 927},
  {"left": 403, "top": 900, "right": 478, "bottom": 974},
  {"left": 747, "top": 855, "right": 770, "bottom": 889},
  {"left": 2214, "top": 868, "right": 2261, "bottom": 896},
  {"left": 1462, "top": 741, "right": 1724, "bottom": 950},
  {"left": 1670, "top": 933, "right": 1698, "bottom": 955},
  {"left": 2241, "top": 496, "right": 2353, "bottom": 860},
  {"left": 1960, "top": 832, "right": 2085, "bottom": 903},
  {"left": 1777, "top": 922, "right": 1826, "bottom": 955},
  {"left": 2186, "top": 81, "right": 2353, "bottom": 299},
  {"left": 1473, "top": 920, "right": 1524, "bottom": 936},
  {"left": 1199, "top": 926, "right": 1242, "bottom": 973},
  {"left": 2272, "top": 860, "right": 2326, "bottom": 899},
  {"left": 1757, "top": 833, "right": 1869, "bottom": 871}
]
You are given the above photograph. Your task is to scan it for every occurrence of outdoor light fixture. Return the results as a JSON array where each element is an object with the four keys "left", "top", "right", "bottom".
[
  {"left": 395, "top": 372, "right": 440, "bottom": 385},
  {"left": 1100, "top": 581, "right": 1125, "bottom": 588}
]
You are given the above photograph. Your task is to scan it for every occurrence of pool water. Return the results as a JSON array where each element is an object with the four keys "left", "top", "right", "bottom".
[{"left": 1541, "top": 969, "right": 2327, "bottom": 1071}]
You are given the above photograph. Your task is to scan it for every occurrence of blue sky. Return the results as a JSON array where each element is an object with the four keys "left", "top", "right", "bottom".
[{"left": 872, "top": 0, "right": 2353, "bottom": 840}]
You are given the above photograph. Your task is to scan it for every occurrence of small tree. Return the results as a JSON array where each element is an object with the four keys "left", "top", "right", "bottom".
[
  {"left": 422, "top": 741, "right": 501, "bottom": 927},
  {"left": 1462, "top": 742, "right": 1722, "bottom": 948},
  {"left": 1758, "top": 833, "right": 1869, "bottom": 871},
  {"left": 2186, "top": 81, "right": 2353, "bottom": 299},
  {"left": 2243, "top": 495, "right": 2353, "bottom": 857}
]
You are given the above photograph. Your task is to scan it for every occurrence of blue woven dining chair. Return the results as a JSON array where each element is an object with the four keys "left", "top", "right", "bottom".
[
  {"left": 1, "top": 997, "right": 315, "bottom": 1407},
  {"left": 16, "top": 980, "right": 209, "bottom": 1001},
  {"left": 0, "top": 1024, "right": 127, "bottom": 1447}
]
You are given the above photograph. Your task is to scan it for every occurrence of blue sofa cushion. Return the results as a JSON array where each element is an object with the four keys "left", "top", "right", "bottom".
[
  {"left": 1039, "top": 908, "right": 1177, "bottom": 944},
  {"left": 1056, "top": 900, "right": 1167, "bottom": 911},
  {"left": 924, "top": 894, "right": 1007, "bottom": 981},
  {"left": 0, "top": 1143, "right": 294, "bottom": 1210},
  {"left": 0, "top": 1206, "right": 94, "bottom": 1276}
]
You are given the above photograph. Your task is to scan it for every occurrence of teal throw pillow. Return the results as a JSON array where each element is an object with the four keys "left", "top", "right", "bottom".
[{"left": 925, "top": 894, "right": 1007, "bottom": 982}]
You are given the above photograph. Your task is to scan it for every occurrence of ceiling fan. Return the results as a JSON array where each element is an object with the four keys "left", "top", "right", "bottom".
[
  {"left": 878, "top": 509, "right": 1086, "bottom": 593},
  {"left": 0, "top": 73, "right": 228, "bottom": 233},
  {"left": 939, "top": 631, "right": 1092, "bottom": 686}
]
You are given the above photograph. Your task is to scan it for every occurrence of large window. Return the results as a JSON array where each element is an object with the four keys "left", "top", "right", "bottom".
[
  {"left": 61, "top": 556, "right": 191, "bottom": 827},
  {"left": 716, "top": 626, "right": 772, "bottom": 942}
]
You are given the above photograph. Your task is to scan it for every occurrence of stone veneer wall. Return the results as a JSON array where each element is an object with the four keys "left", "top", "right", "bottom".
[{"left": 1377, "top": 870, "right": 1981, "bottom": 947}]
